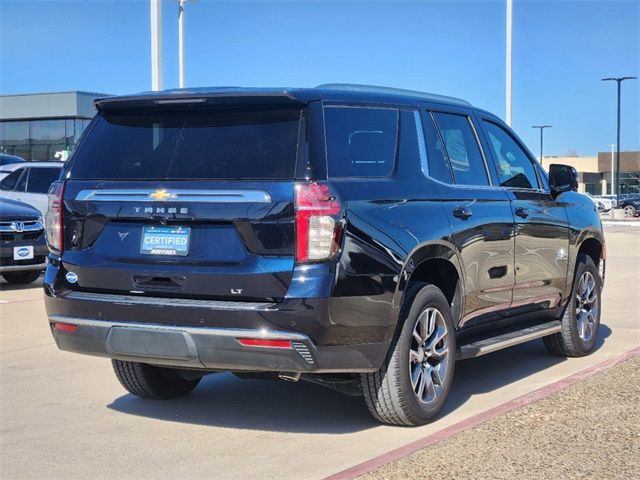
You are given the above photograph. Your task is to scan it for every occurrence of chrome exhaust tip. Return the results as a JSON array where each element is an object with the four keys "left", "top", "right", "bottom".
[{"left": 278, "top": 372, "right": 301, "bottom": 382}]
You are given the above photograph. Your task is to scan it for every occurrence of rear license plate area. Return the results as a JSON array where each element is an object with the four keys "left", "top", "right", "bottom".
[{"left": 140, "top": 226, "right": 190, "bottom": 256}]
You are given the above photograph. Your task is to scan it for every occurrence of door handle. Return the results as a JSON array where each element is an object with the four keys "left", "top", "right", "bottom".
[
  {"left": 453, "top": 207, "right": 473, "bottom": 220},
  {"left": 514, "top": 207, "right": 530, "bottom": 218}
]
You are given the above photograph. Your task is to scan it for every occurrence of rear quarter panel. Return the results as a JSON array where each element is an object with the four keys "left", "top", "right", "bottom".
[
  {"left": 326, "top": 107, "right": 456, "bottom": 345},
  {"left": 329, "top": 179, "right": 455, "bottom": 345}
]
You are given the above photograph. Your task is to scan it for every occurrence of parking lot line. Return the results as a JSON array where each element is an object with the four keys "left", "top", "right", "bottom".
[{"left": 325, "top": 345, "right": 640, "bottom": 480}]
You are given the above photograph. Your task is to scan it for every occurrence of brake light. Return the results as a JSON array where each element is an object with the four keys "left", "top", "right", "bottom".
[
  {"left": 237, "top": 338, "right": 292, "bottom": 348},
  {"left": 45, "top": 181, "right": 64, "bottom": 253},
  {"left": 295, "top": 182, "right": 343, "bottom": 263}
]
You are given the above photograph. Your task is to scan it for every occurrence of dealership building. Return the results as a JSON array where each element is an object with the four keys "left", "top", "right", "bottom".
[
  {"left": 542, "top": 152, "right": 640, "bottom": 195},
  {"left": 0, "top": 91, "right": 107, "bottom": 161}
]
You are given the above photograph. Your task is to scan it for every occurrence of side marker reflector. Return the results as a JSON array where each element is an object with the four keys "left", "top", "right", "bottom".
[
  {"left": 237, "top": 338, "right": 292, "bottom": 348},
  {"left": 53, "top": 323, "right": 78, "bottom": 333}
]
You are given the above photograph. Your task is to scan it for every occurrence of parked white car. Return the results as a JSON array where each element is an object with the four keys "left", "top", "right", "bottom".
[
  {"left": 0, "top": 162, "right": 64, "bottom": 217},
  {"left": 585, "top": 193, "right": 612, "bottom": 213},
  {"left": 596, "top": 194, "right": 618, "bottom": 209}
]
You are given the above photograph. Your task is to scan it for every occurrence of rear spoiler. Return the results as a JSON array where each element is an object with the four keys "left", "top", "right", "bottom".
[{"left": 94, "top": 88, "right": 320, "bottom": 112}]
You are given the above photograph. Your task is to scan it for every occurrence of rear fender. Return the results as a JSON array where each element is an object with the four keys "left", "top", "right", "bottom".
[{"left": 392, "top": 241, "right": 464, "bottom": 323}]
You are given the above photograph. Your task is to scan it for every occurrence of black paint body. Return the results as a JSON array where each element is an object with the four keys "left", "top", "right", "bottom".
[{"left": 44, "top": 86, "right": 606, "bottom": 373}]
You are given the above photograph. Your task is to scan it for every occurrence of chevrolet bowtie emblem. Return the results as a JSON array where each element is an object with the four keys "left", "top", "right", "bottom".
[{"left": 149, "top": 189, "right": 174, "bottom": 201}]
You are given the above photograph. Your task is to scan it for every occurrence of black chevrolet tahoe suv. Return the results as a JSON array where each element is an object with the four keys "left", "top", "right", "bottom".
[{"left": 44, "top": 84, "right": 605, "bottom": 426}]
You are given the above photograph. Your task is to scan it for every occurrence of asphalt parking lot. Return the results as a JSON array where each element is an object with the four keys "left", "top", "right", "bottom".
[{"left": 1, "top": 225, "right": 638, "bottom": 480}]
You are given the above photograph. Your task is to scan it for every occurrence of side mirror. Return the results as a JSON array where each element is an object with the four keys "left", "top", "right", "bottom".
[{"left": 549, "top": 164, "right": 578, "bottom": 196}]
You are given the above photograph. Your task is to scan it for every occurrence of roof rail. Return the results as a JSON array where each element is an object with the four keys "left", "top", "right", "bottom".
[{"left": 315, "top": 83, "right": 471, "bottom": 106}]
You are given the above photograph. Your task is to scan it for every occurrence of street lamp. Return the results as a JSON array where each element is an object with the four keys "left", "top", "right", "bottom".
[
  {"left": 608, "top": 144, "right": 616, "bottom": 197},
  {"left": 150, "top": 0, "right": 163, "bottom": 91},
  {"left": 601, "top": 76, "right": 637, "bottom": 207},
  {"left": 177, "top": 0, "right": 196, "bottom": 88},
  {"left": 505, "top": 0, "right": 513, "bottom": 126},
  {"left": 178, "top": 0, "right": 186, "bottom": 88},
  {"left": 531, "top": 125, "right": 552, "bottom": 163}
]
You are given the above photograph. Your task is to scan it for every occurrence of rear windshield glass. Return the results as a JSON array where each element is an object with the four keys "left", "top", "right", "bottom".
[
  {"left": 325, "top": 107, "right": 398, "bottom": 178},
  {"left": 69, "top": 109, "right": 301, "bottom": 180}
]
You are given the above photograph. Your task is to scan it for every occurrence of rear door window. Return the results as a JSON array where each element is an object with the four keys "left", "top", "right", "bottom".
[
  {"left": 325, "top": 106, "right": 398, "bottom": 177},
  {"left": 26, "top": 167, "right": 62, "bottom": 193},
  {"left": 69, "top": 109, "right": 302, "bottom": 180},
  {"left": 0, "top": 168, "right": 25, "bottom": 191},
  {"left": 432, "top": 112, "right": 489, "bottom": 186},
  {"left": 419, "top": 112, "right": 454, "bottom": 184}
]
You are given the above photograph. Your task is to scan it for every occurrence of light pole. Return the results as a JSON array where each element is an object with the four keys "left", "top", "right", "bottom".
[
  {"left": 531, "top": 125, "right": 551, "bottom": 163},
  {"left": 601, "top": 76, "right": 637, "bottom": 207},
  {"left": 178, "top": 0, "right": 186, "bottom": 88},
  {"left": 608, "top": 144, "right": 616, "bottom": 197},
  {"left": 150, "top": 0, "right": 163, "bottom": 91},
  {"left": 505, "top": 0, "right": 513, "bottom": 126}
]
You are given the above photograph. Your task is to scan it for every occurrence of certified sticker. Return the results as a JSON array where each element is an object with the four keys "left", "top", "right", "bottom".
[{"left": 65, "top": 272, "right": 78, "bottom": 284}]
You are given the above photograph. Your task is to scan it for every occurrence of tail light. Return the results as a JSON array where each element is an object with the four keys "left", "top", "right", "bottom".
[
  {"left": 45, "top": 181, "right": 64, "bottom": 253},
  {"left": 295, "top": 182, "right": 343, "bottom": 263}
]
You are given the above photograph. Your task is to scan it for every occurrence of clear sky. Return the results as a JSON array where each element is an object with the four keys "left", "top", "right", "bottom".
[{"left": 1, "top": 0, "right": 638, "bottom": 156}]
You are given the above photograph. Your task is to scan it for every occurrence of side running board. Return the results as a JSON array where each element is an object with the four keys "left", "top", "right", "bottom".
[{"left": 456, "top": 321, "right": 562, "bottom": 360}]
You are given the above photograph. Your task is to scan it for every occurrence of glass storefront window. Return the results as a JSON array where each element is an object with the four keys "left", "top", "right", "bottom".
[
  {"left": 585, "top": 184, "right": 600, "bottom": 195},
  {"left": 620, "top": 172, "right": 640, "bottom": 194},
  {"left": 30, "top": 119, "right": 65, "bottom": 143},
  {"left": 0, "top": 121, "right": 30, "bottom": 144},
  {"left": 65, "top": 119, "right": 75, "bottom": 146},
  {"left": 6, "top": 145, "right": 31, "bottom": 160},
  {"left": 74, "top": 119, "right": 85, "bottom": 145},
  {"left": 0, "top": 118, "right": 92, "bottom": 161},
  {"left": 30, "top": 144, "right": 49, "bottom": 161}
]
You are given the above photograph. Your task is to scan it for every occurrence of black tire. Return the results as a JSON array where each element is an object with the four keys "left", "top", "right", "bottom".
[
  {"left": 543, "top": 254, "right": 601, "bottom": 357},
  {"left": 2, "top": 270, "right": 41, "bottom": 284},
  {"left": 112, "top": 360, "right": 201, "bottom": 399},
  {"left": 360, "top": 283, "right": 456, "bottom": 426}
]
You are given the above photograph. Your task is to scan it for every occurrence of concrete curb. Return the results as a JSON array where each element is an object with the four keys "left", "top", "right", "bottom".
[
  {"left": 602, "top": 221, "right": 640, "bottom": 226},
  {"left": 325, "top": 345, "right": 640, "bottom": 480}
]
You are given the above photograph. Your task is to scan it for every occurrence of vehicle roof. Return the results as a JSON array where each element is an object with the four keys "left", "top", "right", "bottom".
[
  {"left": 94, "top": 84, "right": 473, "bottom": 110},
  {"left": 0, "top": 161, "right": 64, "bottom": 171},
  {"left": 0, "top": 153, "right": 25, "bottom": 160}
]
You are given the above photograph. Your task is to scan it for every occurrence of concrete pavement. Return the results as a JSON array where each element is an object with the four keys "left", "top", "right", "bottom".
[
  {"left": 361, "top": 355, "right": 640, "bottom": 480},
  {"left": 0, "top": 225, "right": 638, "bottom": 479}
]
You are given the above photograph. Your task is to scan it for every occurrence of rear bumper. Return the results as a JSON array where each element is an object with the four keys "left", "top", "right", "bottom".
[
  {"left": 44, "top": 256, "right": 396, "bottom": 373},
  {"left": 48, "top": 315, "right": 386, "bottom": 373}
]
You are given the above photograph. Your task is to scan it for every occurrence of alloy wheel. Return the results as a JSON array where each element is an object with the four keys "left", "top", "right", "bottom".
[
  {"left": 575, "top": 271, "right": 598, "bottom": 342},
  {"left": 409, "top": 307, "right": 449, "bottom": 405},
  {"left": 623, "top": 205, "right": 636, "bottom": 217}
]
